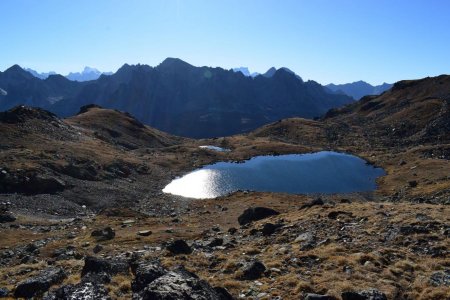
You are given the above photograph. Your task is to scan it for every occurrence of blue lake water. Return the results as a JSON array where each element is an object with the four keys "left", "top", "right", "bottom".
[{"left": 163, "top": 151, "right": 386, "bottom": 199}]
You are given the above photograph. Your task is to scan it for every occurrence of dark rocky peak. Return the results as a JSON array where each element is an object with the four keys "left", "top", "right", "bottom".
[
  {"left": 112, "top": 63, "right": 153, "bottom": 81},
  {"left": 272, "top": 67, "right": 303, "bottom": 82},
  {"left": 157, "top": 57, "right": 193, "bottom": 70},
  {"left": 2, "top": 64, "right": 35, "bottom": 80},
  {"left": 262, "top": 67, "right": 277, "bottom": 78},
  {"left": 0, "top": 105, "right": 59, "bottom": 124},
  {"left": 45, "top": 74, "right": 72, "bottom": 84}
]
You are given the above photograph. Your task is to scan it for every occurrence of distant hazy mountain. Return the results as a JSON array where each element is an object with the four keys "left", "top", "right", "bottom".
[
  {"left": 232, "top": 67, "right": 260, "bottom": 77},
  {"left": 0, "top": 59, "right": 354, "bottom": 138},
  {"left": 66, "top": 67, "right": 113, "bottom": 82},
  {"left": 326, "top": 81, "right": 393, "bottom": 100},
  {"left": 25, "top": 68, "right": 57, "bottom": 79}
]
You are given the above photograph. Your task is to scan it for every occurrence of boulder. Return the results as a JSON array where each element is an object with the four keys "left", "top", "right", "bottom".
[
  {"left": 304, "top": 294, "right": 337, "bottom": 300},
  {"left": 132, "top": 261, "right": 168, "bottom": 292},
  {"left": 429, "top": 269, "right": 450, "bottom": 286},
  {"left": 93, "top": 244, "right": 103, "bottom": 253},
  {"left": 261, "top": 223, "right": 282, "bottom": 236},
  {"left": 137, "top": 230, "right": 152, "bottom": 237},
  {"left": 0, "top": 211, "right": 16, "bottom": 223},
  {"left": 300, "top": 198, "right": 325, "bottom": 209},
  {"left": 166, "top": 239, "right": 192, "bottom": 255},
  {"left": 207, "top": 238, "right": 224, "bottom": 247},
  {"left": 81, "top": 256, "right": 129, "bottom": 277},
  {"left": 0, "top": 287, "right": 9, "bottom": 298},
  {"left": 237, "top": 207, "right": 279, "bottom": 225},
  {"left": 213, "top": 287, "right": 234, "bottom": 300},
  {"left": 239, "top": 260, "right": 266, "bottom": 280},
  {"left": 91, "top": 227, "right": 115, "bottom": 241},
  {"left": 341, "top": 289, "right": 387, "bottom": 300},
  {"left": 133, "top": 266, "right": 223, "bottom": 300},
  {"left": 43, "top": 281, "right": 111, "bottom": 300},
  {"left": 14, "top": 267, "right": 66, "bottom": 298}
]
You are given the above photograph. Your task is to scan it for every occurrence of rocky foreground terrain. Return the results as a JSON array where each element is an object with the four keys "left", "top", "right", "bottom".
[{"left": 0, "top": 75, "right": 449, "bottom": 299}]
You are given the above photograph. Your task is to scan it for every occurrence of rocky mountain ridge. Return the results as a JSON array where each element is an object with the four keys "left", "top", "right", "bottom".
[{"left": 0, "top": 58, "right": 354, "bottom": 138}]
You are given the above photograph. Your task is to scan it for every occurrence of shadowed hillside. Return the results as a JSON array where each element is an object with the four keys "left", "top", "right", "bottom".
[{"left": 0, "top": 59, "right": 354, "bottom": 138}]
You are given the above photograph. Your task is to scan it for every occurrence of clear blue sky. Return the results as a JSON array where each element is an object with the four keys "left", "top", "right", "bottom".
[{"left": 1, "top": 0, "right": 449, "bottom": 85}]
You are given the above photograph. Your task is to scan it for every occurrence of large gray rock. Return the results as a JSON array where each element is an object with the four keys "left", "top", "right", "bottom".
[
  {"left": 239, "top": 260, "right": 266, "bottom": 280},
  {"left": 429, "top": 269, "right": 450, "bottom": 286},
  {"left": 132, "top": 261, "right": 168, "bottom": 292},
  {"left": 81, "top": 256, "right": 129, "bottom": 277},
  {"left": 166, "top": 239, "right": 192, "bottom": 255},
  {"left": 133, "top": 267, "right": 225, "bottom": 300},
  {"left": 341, "top": 289, "right": 387, "bottom": 300},
  {"left": 237, "top": 207, "right": 279, "bottom": 225},
  {"left": 14, "top": 267, "right": 66, "bottom": 298},
  {"left": 304, "top": 294, "right": 337, "bottom": 300},
  {"left": 0, "top": 211, "right": 16, "bottom": 223},
  {"left": 43, "top": 281, "right": 111, "bottom": 300},
  {"left": 91, "top": 227, "right": 115, "bottom": 241}
]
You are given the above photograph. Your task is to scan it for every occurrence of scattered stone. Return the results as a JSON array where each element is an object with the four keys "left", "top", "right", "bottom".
[
  {"left": 122, "top": 219, "right": 136, "bottom": 226},
  {"left": 238, "top": 207, "right": 280, "bottom": 225},
  {"left": 0, "top": 287, "right": 9, "bottom": 297},
  {"left": 0, "top": 211, "right": 16, "bottom": 223},
  {"left": 300, "top": 198, "right": 325, "bottom": 209},
  {"left": 327, "top": 211, "right": 353, "bottom": 220},
  {"left": 261, "top": 223, "right": 282, "bottom": 236},
  {"left": 43, "top": 281, "right": 111, "bottom": 300},
  {"left": 93, "top": 244, "right": 103, "bottom": 254},
  {"left": 341, "top": 289, "right": 387, "bottom": 300},
  {"left": 134, "top": 266, "right": 223, "bottom": 300},
  {"left": 214, "top": 286, "right": 234, "bottom": 300},
  {"left": 408, "top": 180, "right": 418, "bottom": 188},
  {"left": 228, "top": 227, "right": 237, "bottom": 235},
  {"left": 81, "top": 256, "right": 129, "bottom": 277},
  {"left": 14, "top": 267, "right": 66, "bottom": 298},
  {"left": 399, "top": 225, "right": 430, "bottom": 235},
  {"left": 131, "top": 260, "right": 167, "bottom": 292},
  {"left": 429, "top": 269, "right": 450, "bottom": 286},
  {"left": 91, "top": 227, "right": 115, "bottom": 241},
  {"left": 207, "top": 238, "right": 224, "bottom": 247},
  {"left": 239, "top": 260, "right": 266, "bottom": 280},
  {"left": 166, "top": 239, "right": 192, "bottom": 255},
  {"left": 305, "top": 293, "right": 337, "bottom": 300},
  {"left": 137, "top": 230, "right": 152, "bottom": 237}
]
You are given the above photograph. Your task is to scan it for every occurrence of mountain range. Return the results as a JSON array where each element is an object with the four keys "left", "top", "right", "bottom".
[
  {"left": 326, "top": 81, "right": 393, "bottom": 100},
  {"left": 0, "top": 58, "right": 354, "bottom": 138},
  {"left": 25, "top": 67, "right": 113, "bottom": 81}
]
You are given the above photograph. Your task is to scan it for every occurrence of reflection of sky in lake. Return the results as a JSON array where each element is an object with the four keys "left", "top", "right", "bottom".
[{"left": 163, "top": 151, "right": 386, "bottom": 199}]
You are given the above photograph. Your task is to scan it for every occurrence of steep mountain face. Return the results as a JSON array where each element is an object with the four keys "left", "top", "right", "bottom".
[
  {"left": 232, "top": 67, "right": 259, "bottom": 77},
  {"left": 0, "top": 65, "right": 84, "bottom": 110},
  {"left": 326, "top": 81, "right": 393, "bottom": 100},
  {"left": 25, "top": 68, "right": 57, "bottom": 79},
  {"left": 66, "top": 66, "right": 113, "bottom": 82},
  {"left": 0, "top": 59, "right": 353, "bottom": 138}
]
